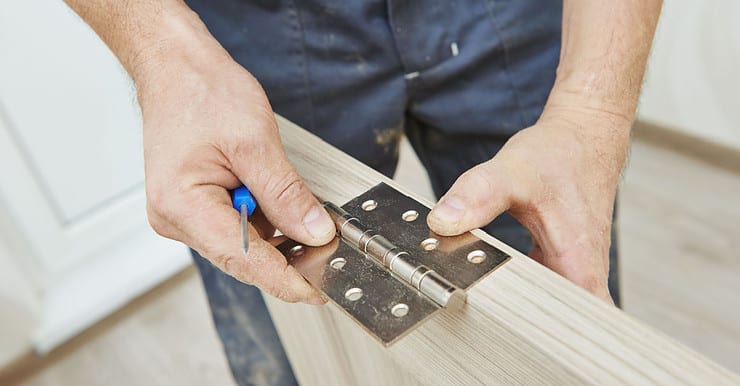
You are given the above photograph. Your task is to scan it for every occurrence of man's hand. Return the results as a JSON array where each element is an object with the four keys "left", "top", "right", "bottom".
[
  {"left": 139, "top": 52, "right": 335, "bottom": 305},
  {"left": 428, "top": 109, "right": 630, "bottom": 303},
  {"left": 63, "top": 0, "right": 335, "bottom": 304},
  {"left": 428, "top": 0, "right": 661, "bottom": 302}
]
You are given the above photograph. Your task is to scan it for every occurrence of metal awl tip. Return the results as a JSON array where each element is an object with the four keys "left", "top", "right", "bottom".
[{"left": 240, "top": 203, "right": 249, "bottom": 255}]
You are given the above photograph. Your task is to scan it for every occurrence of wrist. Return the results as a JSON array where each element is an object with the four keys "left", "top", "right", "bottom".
[
  {"left": 544, "top": 62, "right": 644, "bottom": 128},
  {"left": 535, "top": 97, "right": 632, "bottom": 174},
  {"left": 128, "top": 8, "right": 232, "bottom": 98},
  {"left": 545, "top": 86, "right": 635, "bottom": 123},
  {"left": 540, "top": 88, "right": 634, "bottom": 146}
]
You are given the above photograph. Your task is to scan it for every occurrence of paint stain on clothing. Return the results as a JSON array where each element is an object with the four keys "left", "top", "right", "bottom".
[{"left": 374, "top": 127, "right": 403, "bottom": 155}]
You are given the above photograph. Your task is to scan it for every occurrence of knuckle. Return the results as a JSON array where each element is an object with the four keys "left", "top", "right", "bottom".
[
  {"left": 146, "top": 204, "right": 169, "bottom": 237},
  {"left": 145, "top": 189, "right": 176, "bottom": 238},
  {"left": 462, "top": 164, "right": 489, "bottom": 182},
  {"left": 145, "top": 186, "right": 167, "bottom": 216},
  {"left": 145, "top": 183, "right": 200, "bottom": 240},
  {"left": 456, "top": 166, "right": 496, "bottom": 205},
  {"left": 146, "top": 185, "right": 177, "bottom": 221},
  {"left": 225, "top": 119, "right": 277, "bottom": 160},
  {"left": 227, "top": 138, "right": 257, "bottom": 164},
  {"left": 268, "top": 171, "right": 308, "bottom": 206},
  {"left": 219, "top": 254, "right": 237, "bottom": 274},
  {"left": 214, "top": 253, "right": 252, "bottom": 284},
  {"left": 506, "top": 130, "right": 528, "bottom": 145},
  {"left": 208, "top": 251, "right": 226, "bottom": 269}
]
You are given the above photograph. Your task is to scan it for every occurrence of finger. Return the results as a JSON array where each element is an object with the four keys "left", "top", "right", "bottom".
[
  {"left": 228, "top": 120, "right": 335, "bottom": 247},
  {"left": 238, "top": 230, "right": 327, "bottom": 305},
  {"left": 428, "top": 159, "right": 515, "bottom": 236},
  {"left": 529, "top": 209, "right": 613, "bottom": 304},
  {"left": 154, "top": 184, "right": 325, "bottom": 304}
]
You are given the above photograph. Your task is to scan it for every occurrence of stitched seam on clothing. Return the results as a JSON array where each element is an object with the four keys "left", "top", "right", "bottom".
[
  {"left": 287, "top": 1, "right": 317, "bottom": 130},
  {"left": 385, "top": 1, "right": 413, "bottom": 74},
  {"left": 481, "top": 0, "right": 528, "bottom": 129},
  {"left": 385, "top": 0, "right": 423, "bottom": 100}
]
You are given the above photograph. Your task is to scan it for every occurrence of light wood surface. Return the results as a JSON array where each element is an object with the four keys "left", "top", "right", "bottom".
[
  {"left": 621, "top": 139, "right": 740, "bottom": 372},
  {"left": 264, "top": 116, "right": 739, "bottom": 385},
  {"left": 1, "top": 268, "right": 236, "bottom": 386},
  {"left": 4, "top": 127, "right": 740, "bottom": 385}
]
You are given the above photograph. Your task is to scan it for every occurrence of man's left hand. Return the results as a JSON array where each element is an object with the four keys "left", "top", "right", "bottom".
[{"left": 428, "top": 108, "right": 631, "bottom": 303}]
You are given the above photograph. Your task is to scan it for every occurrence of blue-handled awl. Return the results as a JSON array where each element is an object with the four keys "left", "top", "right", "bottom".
[{"left": 231, "top": 185, "right": 257, "bottom": 254}]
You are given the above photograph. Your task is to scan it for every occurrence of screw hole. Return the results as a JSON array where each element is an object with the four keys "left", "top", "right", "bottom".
[
  {"left": 345, "top": 287, "right": 363, "bottom": 301},
  {"left": 290, "top": 245, "right": 305, "bottom": 258},
  {"left": 391, "top": 303, "right": 409, "bottom": 317},
  {"left": 361, "top": 200, "right": 378, "bottom": 211},
  {"left": 401, "top": 210, "right": 419, "bottom": 222},
  {"left": 467, "top": 250, "right": 487, "bottom": 264},
  {"left": 420, "top": 238, "right": 439, "bottom": 251},
  {"left": 329, "top": 257, "right": 346, "bottom": 270}
]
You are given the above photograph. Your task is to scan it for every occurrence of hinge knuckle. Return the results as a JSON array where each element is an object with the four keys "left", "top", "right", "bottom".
[
  {"left": 327, "top": 198, "right": 463, "bottom": 308},
  {"left": 284, "top": 183, "right": 509, "bottom": 345}
]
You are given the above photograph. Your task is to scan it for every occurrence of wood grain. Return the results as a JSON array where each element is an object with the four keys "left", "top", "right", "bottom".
[
  {"left": 264, "top": 116, "right": 739, "bottom": 385},
  {"left": 5, "top": 128, "right": 737, "bottom": 386}
]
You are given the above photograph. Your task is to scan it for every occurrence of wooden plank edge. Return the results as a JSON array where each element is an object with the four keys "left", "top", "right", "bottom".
[{"left": 264, "top": 115, "right": 739, "bottom": 385}]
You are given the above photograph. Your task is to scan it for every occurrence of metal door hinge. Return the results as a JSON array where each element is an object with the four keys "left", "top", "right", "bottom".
[{"left": 277, "top": 183, "right": 509, "bottom": 345}]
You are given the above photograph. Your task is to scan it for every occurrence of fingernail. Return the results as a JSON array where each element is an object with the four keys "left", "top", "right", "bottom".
[
  {"left": 431, "top": 195, "right": 466, "bottom": 223},
  {"left": 303, "top": 205, "right": 335, "bottom": 240}
]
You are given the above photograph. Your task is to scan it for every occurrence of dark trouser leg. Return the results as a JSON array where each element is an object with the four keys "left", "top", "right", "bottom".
[{"left": 190, "top": 250, "right": 298, "bottom": 386}]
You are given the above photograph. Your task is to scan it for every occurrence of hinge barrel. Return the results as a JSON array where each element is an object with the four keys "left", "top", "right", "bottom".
[{"left": 324, "top": 202, "right": 465, "bottom": 309}]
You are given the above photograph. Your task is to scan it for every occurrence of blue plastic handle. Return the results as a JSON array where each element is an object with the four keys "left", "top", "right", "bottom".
[{"left": 231, "top": 185, "right": 257, "bottom": 216}]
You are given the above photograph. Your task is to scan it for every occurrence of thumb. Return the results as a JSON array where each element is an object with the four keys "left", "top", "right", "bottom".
[
  {"left": 231, "top": 129, "right": 335, "bottom": 247},
  {"left": 428, "top": 159, "right": 514, "bottom": 236}
]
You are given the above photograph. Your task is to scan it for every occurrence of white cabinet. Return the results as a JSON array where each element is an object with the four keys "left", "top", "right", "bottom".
[
  {"left": 0, "top": 1, "right": 190, "bottom": 359},
  {"left": 639, "top": 0, "right": 740, "bottom": 149}
]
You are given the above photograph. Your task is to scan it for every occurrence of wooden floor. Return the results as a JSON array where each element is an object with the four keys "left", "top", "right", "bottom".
[
  {"left": 620, "top": 139, "right": 740, "bottom": 372},
  {"left": 1, "top": 269, "right": 237, "bottom": 386},
  {"left": 4, "top": 137, "right": 739, "bottom": 385}
]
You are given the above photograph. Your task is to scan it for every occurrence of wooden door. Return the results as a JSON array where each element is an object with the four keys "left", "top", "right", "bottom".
[{"left": 264, "top": 116, "right": 739, "bottom": 385}]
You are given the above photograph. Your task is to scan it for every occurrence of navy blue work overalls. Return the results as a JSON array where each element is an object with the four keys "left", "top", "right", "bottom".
[{"left": 183, "top": 1, "right": 620, "bottom": 385}]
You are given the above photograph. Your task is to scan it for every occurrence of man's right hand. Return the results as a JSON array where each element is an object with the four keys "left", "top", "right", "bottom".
[
  {"left": 64, "top": 0, "right": 334, "bottom": 304},
  {"left": 139, "top": 54, "right": 335, "bottom": 304}
]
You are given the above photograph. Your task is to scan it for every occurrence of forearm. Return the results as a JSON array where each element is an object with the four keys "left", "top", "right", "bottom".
[
  {"left": 546, "top": 0, "right": 663, "bottom": 124},
  {"left": 64, "top": 0, "right": 230, "bottom": 88}
]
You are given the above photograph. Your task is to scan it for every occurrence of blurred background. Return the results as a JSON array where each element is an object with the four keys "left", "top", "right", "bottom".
[{"left": 1, "top": 1, "right": 738, "bottom": 385}]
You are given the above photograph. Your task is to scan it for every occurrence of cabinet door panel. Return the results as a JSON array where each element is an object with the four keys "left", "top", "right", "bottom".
[
  {"left": 0, "top": 1, "right": 150, "bottom": 274},
  {"left": 0, "top": 0, "right": 143, "bottom": 223}
]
